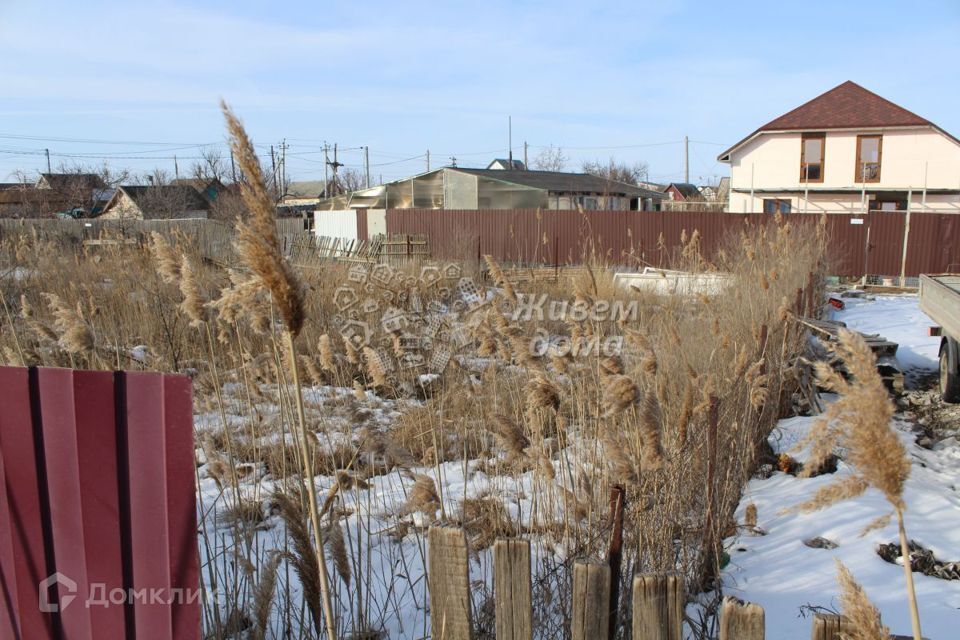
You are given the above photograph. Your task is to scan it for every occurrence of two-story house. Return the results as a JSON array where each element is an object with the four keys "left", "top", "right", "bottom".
[{"left": 718, "top": 81, "right": 960, "bottom": 214}]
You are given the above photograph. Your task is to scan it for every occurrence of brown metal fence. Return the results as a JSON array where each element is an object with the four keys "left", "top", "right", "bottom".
[{"left": 381, "top": 209, "right": 960, "bottom": 278}]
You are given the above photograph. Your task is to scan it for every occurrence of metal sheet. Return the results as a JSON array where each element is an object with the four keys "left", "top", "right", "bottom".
[
  {"left": 384, "top": 208, "right": 959, "bottom": 277},
  {"left": 121, "top": 371, "right": 174, "bottom": 639},
  {"left": 0, "top": 366, "right": 199, "bottom": 640},
  {"left": 0, "top": 367, "right": 56, "bottom": 640}
]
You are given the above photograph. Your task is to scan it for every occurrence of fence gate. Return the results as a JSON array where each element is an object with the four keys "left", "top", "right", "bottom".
[{"left": 0, "top": 366, "right": 200, "bottom": 640}]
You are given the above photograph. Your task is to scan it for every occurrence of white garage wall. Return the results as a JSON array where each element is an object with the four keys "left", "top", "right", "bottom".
[{"left": 313, "top": 209, "right": 358, "bottom": 240}]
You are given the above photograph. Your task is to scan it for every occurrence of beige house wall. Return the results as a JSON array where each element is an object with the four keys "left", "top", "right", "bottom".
[
  {"left": 98, "top": 193, "right": 143, "bottom": 220},
  {"left": 728, "top": 127, "right": 960, "bottom": 213}
]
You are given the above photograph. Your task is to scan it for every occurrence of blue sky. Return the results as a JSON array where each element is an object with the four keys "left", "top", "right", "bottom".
[{"left": 1, "top": 0, "right": 958, "bottom": 185}]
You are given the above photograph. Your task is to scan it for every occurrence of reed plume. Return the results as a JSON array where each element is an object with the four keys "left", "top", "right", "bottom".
[
  {"left": 318, "top": 334, "right": 336, "bottom": 371},
  {"left": 602, "top": 374, "right": 639, "bottom": 417},
  {"left": 835, "top": 560, "right": 890, "bottom": 640},
  {"left": 178, "top": 254, "right": 207, "bottom": 327},
  {"left": 221, "top": 101, "right": 304, "bottom": 337},
  {"left": 222, "top": 100, "right": 336, "bottom": 640},
  {"left": 250, "top": 553, "right": 281, "bottom": 640},
  {"left": 148, "top": 232, "right": 181, "bottom": 284},
  {"left": 42, "top": 293, "right": 94, "bottom": 355},
  {"left": 791, "top": 330, "right": 921, "bottom": 639}
]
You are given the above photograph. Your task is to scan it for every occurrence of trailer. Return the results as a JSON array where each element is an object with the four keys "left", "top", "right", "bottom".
[{"left": 919, "top": 274, "right": 960, "bottom": 402}]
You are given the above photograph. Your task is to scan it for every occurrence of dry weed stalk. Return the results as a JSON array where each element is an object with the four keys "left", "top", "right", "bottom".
[
  {"left": 791, "top": 330, "right": 920, "bottom": 639},
  {"left": 222, "top": 100, "right": 337, "bottom": 640},
  {"left": 835, "top": 560, "right": 890, "bottom": 640}
]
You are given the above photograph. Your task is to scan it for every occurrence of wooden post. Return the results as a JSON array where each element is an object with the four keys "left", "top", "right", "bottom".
[
  {"left": 631, "top": 573, "right": 683, "bottom": 640},
  {"left": 606, "top": 485, "right": 626, "bottom": 640},
  {"left": 810, "top": 613, "right": 856, "bottom": 640},
  {"left": 805, "top": 271, "right": 816, "bottom": 318},
  {"left": 428, "top": 526, "right": 474, "bottom": 640},
  {"left": 493, "top": 539, "right": 532, "bottom": 640},
  {"left": 719, "top": 597, "right": 764, "bottom": 640},
  {"left": 794, "top": 287, "right": 804, "bottom": 317},
  {"left": 571, "top": 561, "right": 610, "bottom": 640},
  {"left": 702, "top": 395, "right": 720, "bottom": 585}
]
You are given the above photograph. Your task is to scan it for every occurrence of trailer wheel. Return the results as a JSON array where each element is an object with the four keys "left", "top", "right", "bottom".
[{"left": 941, "top": 343, "right": 960, "bottom": 403}]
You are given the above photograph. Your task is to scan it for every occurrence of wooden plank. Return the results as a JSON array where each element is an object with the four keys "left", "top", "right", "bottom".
[
  {"left": 810, "top": 613, "right": 855, "bottom": 640},
  {"left": 631, "top": 573, "right": 683, "bottom": 640},
  {"left": 493, "top": 539, "right": 532, "bottom": 640},
  {"left": 428, "top": 526, "right": 473, "bottom": 640},
  {"left": 571, "top": 561, "right": 610, "bottom": 640},
  {"left": 719, "top": 597, "right": 764, "bottom": 640}
]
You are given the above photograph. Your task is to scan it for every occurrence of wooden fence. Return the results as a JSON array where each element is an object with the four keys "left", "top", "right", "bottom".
[
  {"left": 0, "top": 366, "right": 200, "bottom": 640},
  {"left": 288, "top": 232, "right": 430, "bottom": 269},
  {"left": 0, "top": 217, "right": 308, "bottom": 265},
  {"left": 427, "top": 526, "right": 916, "bottom": 640}
]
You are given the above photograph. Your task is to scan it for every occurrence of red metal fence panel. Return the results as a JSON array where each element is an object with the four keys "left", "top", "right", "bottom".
[
  {"left": 383, "top": 208, "right": 959, "bottom": 277},
  {"left": 0, "top": 367, "right": 199, "bottom": 640}
]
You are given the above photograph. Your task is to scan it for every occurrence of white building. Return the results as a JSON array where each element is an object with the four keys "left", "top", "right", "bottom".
[{"left": 718, "top": 81, "right": 960, "bottom": 214}]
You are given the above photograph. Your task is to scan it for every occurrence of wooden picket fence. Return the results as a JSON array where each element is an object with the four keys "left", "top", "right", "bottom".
[
  {"left": 287, "top": 232, "right": 430, "bottom": 269},
  {"left": 427, "top": 526, "right": 915, "bottom": 640}
]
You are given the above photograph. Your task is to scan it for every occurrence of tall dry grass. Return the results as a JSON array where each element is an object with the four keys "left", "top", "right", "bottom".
[{"left": 0, "top": 165, "right": 829, "bottom": 636}]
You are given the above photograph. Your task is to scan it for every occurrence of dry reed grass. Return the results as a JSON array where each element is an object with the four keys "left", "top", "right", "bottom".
[{"left": 0, "top": 200, "right": 829, "bottom": 638}]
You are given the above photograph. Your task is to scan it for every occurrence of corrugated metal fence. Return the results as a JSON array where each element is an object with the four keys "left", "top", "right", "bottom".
[
  {"left": 381, "top": 209, "right": 960, "bottom": 277},
  {"left": 0, "top": 367, "right": 199, "bottom": 640}
]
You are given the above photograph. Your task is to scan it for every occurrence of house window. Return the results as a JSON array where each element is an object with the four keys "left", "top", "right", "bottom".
[
  {"left": 800, "top": 133, "right": 825, "bottom": 182},
  {"left": 856, "top": 135, "right": 882, "bottom": 182},
  {"left": 868, "top": 198, "right": 906, "bottom": 211},
  {"left": 763, "top": 198, "right": 791, "bottom": 214}
]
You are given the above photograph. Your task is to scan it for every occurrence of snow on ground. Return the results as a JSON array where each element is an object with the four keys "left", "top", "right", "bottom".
[
  {"left": 832, "top": 293, "right": 941, "bottom": 370},
  {"left": 720, "top": 294, "right": 959, "bottom": 639}
]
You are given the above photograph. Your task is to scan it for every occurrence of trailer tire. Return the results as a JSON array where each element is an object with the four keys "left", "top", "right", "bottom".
[{"left": 941, "top": 340, "right": 960, "bottom": 403}]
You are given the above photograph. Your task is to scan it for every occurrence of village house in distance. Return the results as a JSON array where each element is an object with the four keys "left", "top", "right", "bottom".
[
  {"left": 718, "top": 81, "right": 960, "bottom": 213},
  {"left": 719, "top": 81, "right": 960, "bottom": 214}
]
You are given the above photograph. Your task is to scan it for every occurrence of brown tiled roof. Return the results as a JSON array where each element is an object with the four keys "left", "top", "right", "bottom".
[
  {"left": 760, "top": 81, "right": 931, "bottom": 131},
  {"left": 718, "top": 81, "right": 959, "bottom": 161}
]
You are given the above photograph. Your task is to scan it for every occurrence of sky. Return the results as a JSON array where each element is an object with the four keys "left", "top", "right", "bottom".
[{"left": 1, "top": 0, "right": 959, "bottom": 186}]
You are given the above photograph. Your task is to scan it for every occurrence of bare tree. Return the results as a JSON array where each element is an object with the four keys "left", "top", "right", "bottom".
[
  {"left": 190, "top": 146, "right": 228, "bottom": 181},
  {"left": 337, "top": 167, "right": 367, "bottom": 193},
  {"left": 582, "top": 157, "right": 649, "bottom": 185},
  {"left": 532, "top": 144, "right": 568, "bottom": 172}
]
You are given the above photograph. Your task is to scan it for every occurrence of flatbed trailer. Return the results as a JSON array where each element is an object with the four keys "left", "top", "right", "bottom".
[{"left": 919, "top": 274, "right": 960, "bottom": 402}]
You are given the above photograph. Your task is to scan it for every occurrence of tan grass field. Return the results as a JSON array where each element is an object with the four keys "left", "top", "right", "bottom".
[{"left": 0, "top": 111, "right": 847, "bottom": 639}]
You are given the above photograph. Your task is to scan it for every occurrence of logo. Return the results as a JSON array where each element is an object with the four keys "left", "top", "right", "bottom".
[
  {"left": 331, "top": 262, "right": 488, "bottom": 375},
  {"left": 39, "top": 572, "right": 77, "bottom": 613}
]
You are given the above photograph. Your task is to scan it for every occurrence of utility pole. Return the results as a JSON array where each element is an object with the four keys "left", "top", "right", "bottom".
[
  {"left": 174, "top": 155, "right": 180, "bottom": 179},
  {"left": 684, "top": 135, "right": 689, "bottom": 184},
  {"left": 280, "top": 138, "right": 287, "bottom": 197},
  {"left": 323, "top": 143, "right": 330, "bottom": 197},
  {"left": 524, "top": 141, "right": 528, "bottom": 170},
  {"left": 44, "top": 148, "right": 51, "bottom": 173},
  {"left": 449, "top": 156, "right": 457, "bottom": 168},
  {"left": 364, "top": 146, "right": 370, "bottom": 188},
  {"left": 426, "top": 150, "right": 430, "bottom": 172},
  {"left": 270, "top": 145, "right": 278, "bottom": 195},
  {"left": 508, "top": 116, "right": 513, "bottom": 169},
  {"left": 327, "top": 143, "right": 343, "bottom": 196},
  {"left": 230, "top": 149, "right": 237, "bottom": 183}
]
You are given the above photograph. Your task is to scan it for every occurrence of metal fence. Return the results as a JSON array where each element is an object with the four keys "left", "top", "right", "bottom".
[
  {"left": 0, "top": 366, "right": 199, "bottom": 640},
  {"left": 380, "top": 209, "right": 960, "bottom": 278}
]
